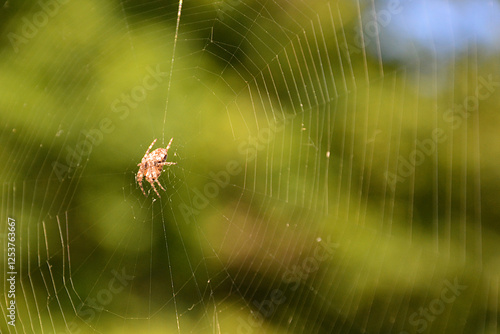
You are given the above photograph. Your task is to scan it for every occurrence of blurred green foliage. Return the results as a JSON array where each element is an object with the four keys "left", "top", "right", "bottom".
[{"left": 1, "top": 0, "right": 500, "bottom": 333}]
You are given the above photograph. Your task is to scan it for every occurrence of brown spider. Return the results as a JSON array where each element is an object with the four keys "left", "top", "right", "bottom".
[{"left": 136, "top": 138, "right": 176, "bottom": 197}]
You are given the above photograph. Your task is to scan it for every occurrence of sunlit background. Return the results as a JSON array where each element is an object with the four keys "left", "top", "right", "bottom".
[{"left": 1, "top": 0, "right": 500, "bottom": 333}]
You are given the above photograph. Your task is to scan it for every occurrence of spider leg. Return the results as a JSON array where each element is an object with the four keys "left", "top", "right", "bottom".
[
  {"left": 139, "top": 182, "right": 146, "bottom": 196},
  {"left": 165, "top": 137, "right": 174, "bottom": 152},
  {"left": 158, "top": 162, "right": 177, "bottom": 167},
  {"left": 151, "top": 182, "right": 161, "bottom": 198},
  {"left": 136, "top": 171, "right": 147, "bottom": 196},
  {"left": 144, "top": 138, "right": 157, "bottom": 158},
  {"left": 156, "top": 179, "right": 166, "bottom": 192}
]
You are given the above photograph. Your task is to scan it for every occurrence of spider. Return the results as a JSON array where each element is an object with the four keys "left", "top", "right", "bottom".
[{"left": 136, "top": 138, "right": 176, "bottom": 197}]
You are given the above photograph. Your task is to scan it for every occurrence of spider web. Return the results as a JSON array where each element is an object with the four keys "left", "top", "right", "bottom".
[{"left": 1, "top": 0, "right": 500, "bottom": 333}]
